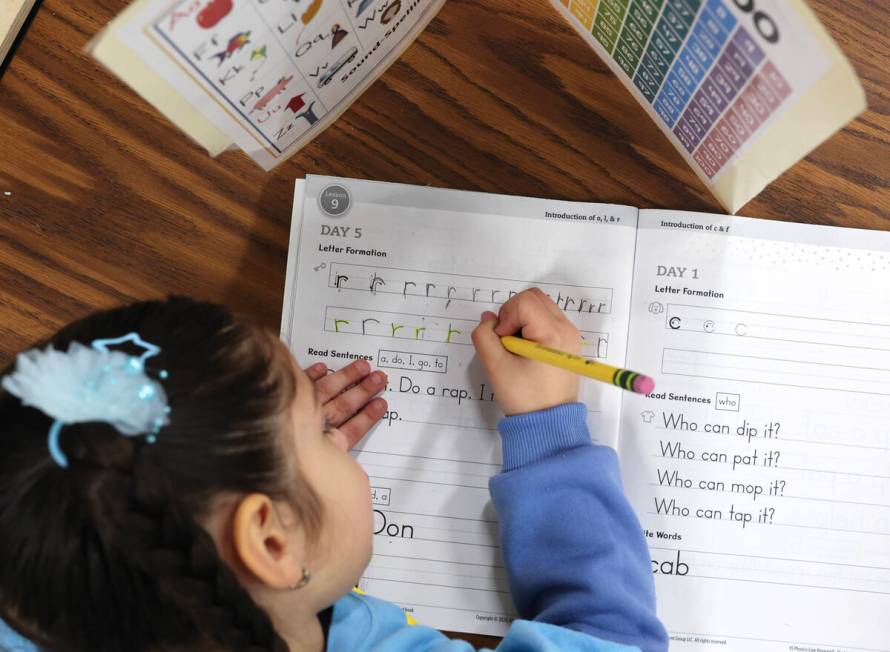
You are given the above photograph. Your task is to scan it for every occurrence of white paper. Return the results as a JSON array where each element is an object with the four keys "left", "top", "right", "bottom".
[
  {"left": 621, "top": 210, "right": 890, "bottom": 651},
  {"left": 281, "top": 175, "right": 639, "bottom": 634}
]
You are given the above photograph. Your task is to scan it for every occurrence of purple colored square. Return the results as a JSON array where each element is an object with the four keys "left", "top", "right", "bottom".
[
  {"left": 715, "top": 117, "right": 741, "bottom": 151},
  {"left": 752, "top": 74, "right": 781, "bottom": 111},
  {"left": 741, "top": 83, "right": 771, "bottom": 120},
  {"left": 733, "top": 94, "right": 763, "bottom": 131},
  {"left": 725, "top": 106, "right": 752, "bottom": 141},
  {"left": 761, "top": 61, "right": 792, "bottom": 100},
  {"left": 700, "top": 77, "right": 728, "bottom": 112},
  {"left": 694, "top": 88, "right": 721, "bottom": 122},
  {"left": 717, "top": 53, "right": 748, "bottom": 92},
  {"left": 694, "top": 146, "right": 718, "bottom": 178},
  {"left": 674, "top": 118, "right": 699, "bottom": 152},
  {"left": 732, "top": 28, "right": 765, "bottom": 67},
  {"left": 687, "top": 100, "right": 712, "bottom": 135},
  {"left": 703, "top": 133, "right": 728, "bottom": 167},
  {"left": 683, "top": 107, "right": 707, "bottom": 138},
  {"left": 725, "top": 41, "right": 754, "bottom": 77},
  {"left": 710, "top": 128, "right": 735, "bottom": 161},
  {"left": 709, "top": 68, "right": 736, "bottom": 103}
]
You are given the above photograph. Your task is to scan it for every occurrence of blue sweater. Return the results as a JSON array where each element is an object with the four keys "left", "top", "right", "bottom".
[{"left": 0, "top": 403, "right": 668, "bottom": 651}]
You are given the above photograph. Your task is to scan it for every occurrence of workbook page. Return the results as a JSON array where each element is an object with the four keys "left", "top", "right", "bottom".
[
  {"left": 281, "top": 176, "right": 638, "bottom": 634},
  {"left": 621, "top": 210, "right": 890, "bottom": 651}
]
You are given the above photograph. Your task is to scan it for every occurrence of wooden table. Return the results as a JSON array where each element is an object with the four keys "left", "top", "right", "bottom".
[{"left": 0, "top": 0, "right": 887, "bottom": 647}]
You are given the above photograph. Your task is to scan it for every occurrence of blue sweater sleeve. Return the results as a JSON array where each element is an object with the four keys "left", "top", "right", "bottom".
[{"left": 489, "top": 403, "right": 668, "bottom": 652}]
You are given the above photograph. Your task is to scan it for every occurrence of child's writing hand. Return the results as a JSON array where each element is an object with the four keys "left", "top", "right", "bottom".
[
  {"left": 306, "top": 360, "right": 388, "bottom": 449},
  {"left": 472, "top": 288, "right": 580, "bottom": 416}
]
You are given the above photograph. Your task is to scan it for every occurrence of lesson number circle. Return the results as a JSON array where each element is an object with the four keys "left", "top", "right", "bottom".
[{"left": 319, "top": 185, "right": 352, "bottom": 217}]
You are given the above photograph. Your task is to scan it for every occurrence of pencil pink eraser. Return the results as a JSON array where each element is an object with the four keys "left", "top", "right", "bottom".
[{"left": 634, "top": 376, "right": 655, "bottom": 395}]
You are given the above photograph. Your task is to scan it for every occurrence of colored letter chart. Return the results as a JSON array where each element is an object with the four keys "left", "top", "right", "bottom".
[
  {"left": 126, "top": 0, "right": 443, "bottom": 168},
  {"left": 554, "top": 0, "right": 829, "bottom": 182}
]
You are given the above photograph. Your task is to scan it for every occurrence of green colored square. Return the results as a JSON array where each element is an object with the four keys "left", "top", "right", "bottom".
[
  {"left": 593, "top": 23, "right": 618, "bottom": 52},
  {"left": 624, "top": 11, "right": 652, "bottom": 47},
  {"left": 618, "top": 34, "right": 643, "bottom": 63},
  {"left": 627, "top": 3, "right": 654, "bottom": 32},
  {"left": 638, "top": 0, "right": 664, "bottom": 23},
  {"left": 599, "top": 2, "right": 625, "bottom": 31},
  {"left": 614, "top": 47, "right": 638, "bottom": 77}
]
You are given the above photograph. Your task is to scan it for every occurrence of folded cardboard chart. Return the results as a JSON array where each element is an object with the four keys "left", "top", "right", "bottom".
[
  {"left": 550, "top": 0, "right": 866, "bottom": 212},
  {"left": 89, "top": 0, "right": 446, "bottom": 168}
]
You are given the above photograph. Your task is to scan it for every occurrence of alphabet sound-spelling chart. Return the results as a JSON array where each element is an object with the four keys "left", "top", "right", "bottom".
[{"left": 550, "top": 0, "right": 864, "bottom": 212}]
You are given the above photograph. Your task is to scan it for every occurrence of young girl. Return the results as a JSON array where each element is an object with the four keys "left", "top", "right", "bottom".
[{"left": 0, "top": 289, "right": 668, "bottom": 652}]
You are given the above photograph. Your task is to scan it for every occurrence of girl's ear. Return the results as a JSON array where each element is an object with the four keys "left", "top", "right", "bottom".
[{"left": 232, "top": 493, "right": 306, "bottom": 590}]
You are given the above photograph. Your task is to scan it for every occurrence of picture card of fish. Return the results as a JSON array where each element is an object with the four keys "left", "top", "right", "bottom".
[
  {"left": 549, "top": 0, "right": 866, "bottom": 213},
  {"left": 88, "top": 0, "right": 446, "bottom": 169}
]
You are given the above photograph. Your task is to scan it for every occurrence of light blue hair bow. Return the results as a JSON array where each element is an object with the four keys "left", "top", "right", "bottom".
[{"left": 1, "top": 333, "right": 170, "bottom": 468}]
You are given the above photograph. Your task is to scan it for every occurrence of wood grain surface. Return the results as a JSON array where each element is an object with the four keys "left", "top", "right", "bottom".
[{"left": 0, "top": 0, "right": 888, "bottom": 647}]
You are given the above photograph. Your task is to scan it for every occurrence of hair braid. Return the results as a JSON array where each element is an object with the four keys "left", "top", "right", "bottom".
[{"left": 121, "top": 458, "right": 290, "bottom": 652}]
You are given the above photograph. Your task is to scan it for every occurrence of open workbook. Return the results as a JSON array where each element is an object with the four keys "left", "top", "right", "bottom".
[{"left": 281, "top": 176, "right": 890, "bottom": 652}]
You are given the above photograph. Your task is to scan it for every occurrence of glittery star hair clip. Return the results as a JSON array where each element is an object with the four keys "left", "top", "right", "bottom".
[{"left": 1, "top": 332, "right": 171, "bottom": 468}]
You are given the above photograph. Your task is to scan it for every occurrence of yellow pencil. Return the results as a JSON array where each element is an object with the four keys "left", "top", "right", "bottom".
[{"left": 500, "top": 335, "right": 655, "bottom": 395}]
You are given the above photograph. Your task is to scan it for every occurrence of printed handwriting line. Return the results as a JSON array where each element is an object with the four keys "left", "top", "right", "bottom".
[
  {"left": 664, "top": 369, "right": 890, "bottom": 397},
  {"left": 375, "top": 553, "right": 505, "bottom": 570},
  {"left": 328, "top": 285, "right": 610, "bottom": 313},
  {"left": 685, "top": 574, "right": 890, "bottom": 597},
  {"left": 374, "top": 508, "right": 498, "bottom": 525},
  {"left": 782, "top": 465, "right": 890, "bottom": 480},
  {"left": 689, "top": 561, "right": 889, "bottom": 584},
  {"left": 649, "top": 454, "right": 888, "bottom": 479},
  {"left": 389, "top": 535, "right": 498, "bottom": 549},
  {"left": 779, "top": 436, "right": 890, "bottom": 452},
  {"left": 354, "top": 447, "right": 500, "bottom": 467},
  {"left": 362, "top": 576, "right": 511, "bottom": 595},
  {"left": 394, "top": 523, "right": 497, "bottom": 537},
  {"left": 647, "top": 511, "right": 890, "bottom": 537},
  {"left": 369, "top": 473, "right": 488, "bottom": 491},
  {"left": 329, "top": 261, "right": 612, "bottom": 292},
  {"left": 647, "top": 546, "right": 890, "bottom": 572},
  {"left": 657, "top": 425, "right": 890, "bottom": 453},
  {"left": 367, "top": 563, "right": 507, "bottom": 582},
  {"left": 400, "top": 418, "right": 498, "bottom": 432},
  {"left": 360, "top": 460, "right": 494, "bottom": 479},
  {"left": 646, "top": 483, "right": 890, "bottom": 509},
  {"left": 359, "top": 598, "right": 514, "bottom": 617}
]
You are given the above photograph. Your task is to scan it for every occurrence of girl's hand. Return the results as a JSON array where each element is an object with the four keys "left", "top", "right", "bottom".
[
  {"left": 305, "top": 360, "right": 388, "bottom": 450},
  {"left": 471, "top": 288, "right": 580, "bottom": 416}
]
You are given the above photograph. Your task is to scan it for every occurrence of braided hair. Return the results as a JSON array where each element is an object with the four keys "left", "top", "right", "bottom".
[{"left": 0, "top": 297, "right": 321, "bottom": 652}]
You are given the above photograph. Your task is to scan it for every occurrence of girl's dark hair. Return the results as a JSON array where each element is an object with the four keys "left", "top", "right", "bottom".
[{"left": 0, "top": 297, "right": 320, "bottom": 652}]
